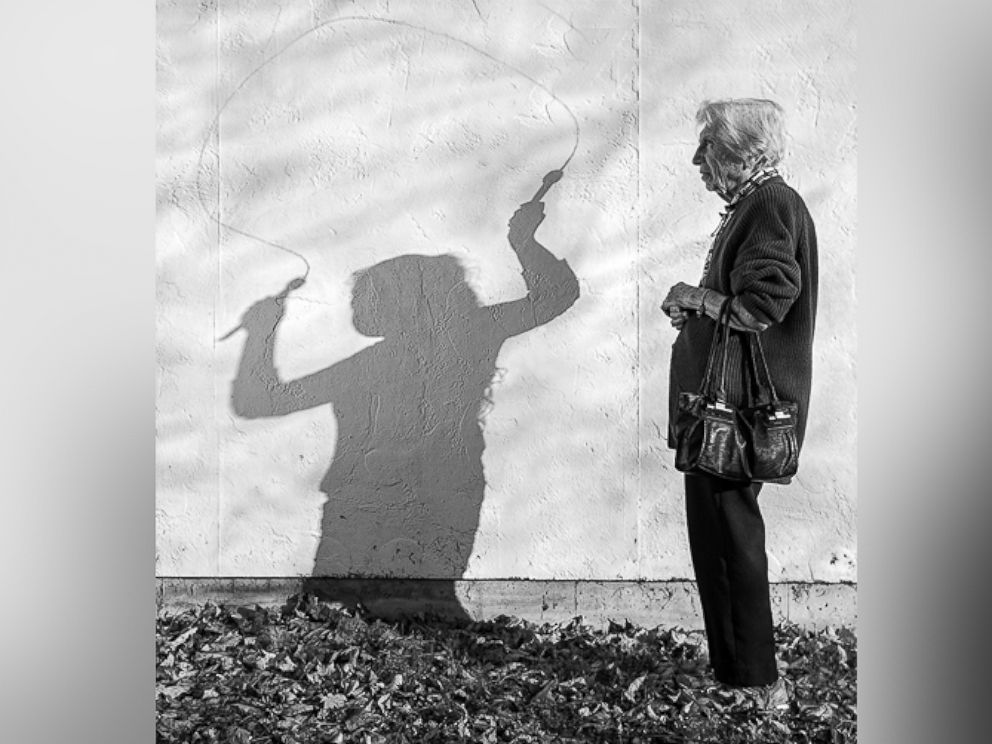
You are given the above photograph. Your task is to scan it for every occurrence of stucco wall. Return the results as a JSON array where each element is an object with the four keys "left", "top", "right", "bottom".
[{"left": 156, "top": 0, "right": 856, "bottom": 585}]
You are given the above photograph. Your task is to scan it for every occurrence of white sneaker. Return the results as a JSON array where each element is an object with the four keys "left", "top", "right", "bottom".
[{"left": 759, "top": 677, "right": 790, "bottom": 711}]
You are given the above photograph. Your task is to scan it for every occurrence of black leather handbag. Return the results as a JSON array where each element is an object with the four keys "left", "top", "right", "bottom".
[
  {"left": 673, "top": 300, "right": 800, "bottom": 483},
  {"left": 673, "top": 300, "right": 751, "bottom": 481},
  {"left": 741, "top": 331, "right": 800, "bottom": 482}
]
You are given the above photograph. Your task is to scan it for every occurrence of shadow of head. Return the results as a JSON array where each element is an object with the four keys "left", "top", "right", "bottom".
[{"left": 350, "top": 254, "right": 481, "bottom": 337}]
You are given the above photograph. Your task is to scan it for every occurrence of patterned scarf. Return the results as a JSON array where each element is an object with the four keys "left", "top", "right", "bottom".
[{"left": 700, "top": 167, "right": 781, "bottom": 283}]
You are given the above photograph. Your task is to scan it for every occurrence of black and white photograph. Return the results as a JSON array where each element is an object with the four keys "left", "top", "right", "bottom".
[
  {"left": 12, "top": 0, "right": 992, "bottom": 742},
  {"left": 152, "top": 0, "right": 856, "bottom": 741}
]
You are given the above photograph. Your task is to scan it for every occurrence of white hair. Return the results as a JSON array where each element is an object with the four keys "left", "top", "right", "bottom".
[{"left": 696, "top": 99, "right": 787, "bottom": 169}]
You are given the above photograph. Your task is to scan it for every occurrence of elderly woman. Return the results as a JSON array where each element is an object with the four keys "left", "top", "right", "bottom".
[{"left": 661, "top": 99, "right": 818, "bottom": 703}]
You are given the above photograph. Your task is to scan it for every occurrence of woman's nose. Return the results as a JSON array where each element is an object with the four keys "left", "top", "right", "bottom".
[{"left": 691, "top": 146, "right": 704, "bottom": 165}]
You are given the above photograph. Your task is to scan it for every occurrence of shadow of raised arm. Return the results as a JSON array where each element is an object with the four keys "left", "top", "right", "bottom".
[
  {"left": 230, "top": 294, "right": 342, "bottom": 419},
  {"left": 491, "top": 199, "right": 580, "bottom": 338}
]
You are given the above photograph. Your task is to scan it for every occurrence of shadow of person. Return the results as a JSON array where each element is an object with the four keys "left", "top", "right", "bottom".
[{"left": 230, "top": 197, "right": 579, "bottom": 622}]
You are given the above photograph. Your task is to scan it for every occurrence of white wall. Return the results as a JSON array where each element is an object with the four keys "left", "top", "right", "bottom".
[{"left": 156, "top": 0, "right": 856, "bottom": 583}]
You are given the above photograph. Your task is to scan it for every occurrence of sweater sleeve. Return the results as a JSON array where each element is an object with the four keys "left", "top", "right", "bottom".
[{"left": 728, "top": 189, "right": 802, "bottom": 326}]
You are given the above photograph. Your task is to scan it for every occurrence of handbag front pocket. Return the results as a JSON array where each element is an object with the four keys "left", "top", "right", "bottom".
[
  {"left": 675, "top": 393, "right": 751, "bottom": 481},
  {"left": 743, "top": 400, "right": 799, "bottom": 481}
]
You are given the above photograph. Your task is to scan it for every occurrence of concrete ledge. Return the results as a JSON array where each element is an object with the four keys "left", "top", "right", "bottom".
[{"left": 157, "top": 578, "right": 856, "bottom": 630}]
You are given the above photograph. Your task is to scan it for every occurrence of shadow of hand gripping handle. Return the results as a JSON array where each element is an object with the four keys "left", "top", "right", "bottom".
[
  {"left": 529, "top": 169, "right": 563, "bottom": 203},
  {"left": 508, "top": 170, "right": 563, "bottom": 246},
  {"left": 218, "top": 276, "right": 307, "bottom": 341}
]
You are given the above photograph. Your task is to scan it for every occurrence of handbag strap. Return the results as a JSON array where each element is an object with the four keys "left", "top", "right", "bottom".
[
  {"left": 745, "top": 330, "right": 780, "bottom": 403},
  {"left": 714, "top": 299, "right": 735, "bottom": 400},
  {"left": 699, "top": 298, "right": 734, "bottom": 400}
]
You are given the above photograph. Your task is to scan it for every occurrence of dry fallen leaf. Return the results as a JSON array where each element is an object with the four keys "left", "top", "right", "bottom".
[{"left": 156, "top": 595, "right": 856, "bottom": 744}]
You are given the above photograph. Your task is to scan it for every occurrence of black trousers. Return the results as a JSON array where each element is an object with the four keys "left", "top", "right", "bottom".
[{"left": 684, "top": 473, "right": 778, "bottom": 687}]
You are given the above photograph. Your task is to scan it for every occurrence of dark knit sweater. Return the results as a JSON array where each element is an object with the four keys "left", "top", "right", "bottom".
[{"left": 668, "top": 176, "right": 818, "bottom": 452}]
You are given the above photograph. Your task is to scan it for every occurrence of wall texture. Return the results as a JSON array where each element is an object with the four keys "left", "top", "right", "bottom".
[{"left": 157, "top": 0, "right": 856, "bottom": 597}]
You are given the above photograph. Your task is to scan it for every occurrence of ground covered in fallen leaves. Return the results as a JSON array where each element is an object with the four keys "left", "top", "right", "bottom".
[{"left": 157, "top": 595, "right": 856, "bottom": 743}]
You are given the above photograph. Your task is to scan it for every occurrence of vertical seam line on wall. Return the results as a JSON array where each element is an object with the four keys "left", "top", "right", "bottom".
[
  {"left": 634, "top": 0, "right": 643, "bottom": 579},
  {"left": 214, "top": 0, "right": 223, "bottom": 575}
]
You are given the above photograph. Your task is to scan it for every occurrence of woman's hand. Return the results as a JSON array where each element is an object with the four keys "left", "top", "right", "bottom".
[
  {"left": 661, "top": 281, "right": 702, "bottom": 316},
  {"left": 668, "top": 306, "right": 690, "bottom": 330}
]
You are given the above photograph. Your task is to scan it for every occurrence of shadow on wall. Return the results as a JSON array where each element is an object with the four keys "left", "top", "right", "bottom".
[{"left": 230, "top": 192, "right": 579, "bottom": 620}]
